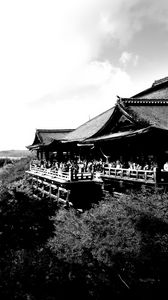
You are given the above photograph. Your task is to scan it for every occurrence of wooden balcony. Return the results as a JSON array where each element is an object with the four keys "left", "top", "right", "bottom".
[
  {"left": 25, "top": 164, "right": 168, "bottom": 209},
  {"left": 27, "top": 165, "right": 71, "bottom": 183},
  {"left": 26, "top": 165, "right": 102, "bottom": 209},
  {"left": 26, "top": 164, "right": 95, "bottom": 183},
  {"left": 26, "top": 165, "right": 168, "bottom": 195},
  {"left": 102, "top": 166, "right": 157, "bottom": 184}
]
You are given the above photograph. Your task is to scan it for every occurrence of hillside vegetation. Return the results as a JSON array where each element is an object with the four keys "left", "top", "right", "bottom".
[
  {"left": 0, "top": 160, "right": 168, "bottom": 299},
  {"left": 0, "top": 156, "right": 32, "bottom": 186}
]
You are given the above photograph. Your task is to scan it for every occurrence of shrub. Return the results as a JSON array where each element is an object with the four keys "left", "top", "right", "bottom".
[
  {"left": 48, "top": 190, "right": 168, "bottom": 298},
  {"left": 0, "top": 157, "right": 31, "bottom": 185}
]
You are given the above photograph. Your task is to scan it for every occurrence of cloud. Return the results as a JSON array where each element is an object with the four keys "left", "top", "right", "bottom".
[
  {"left": 0, "top": 0, "right": 168, "bottom": 149},
  {"left": 119, "top": 52, "right": 139, "bottom": 67},
  {"left": 0, "top": 0, "right": 166, "bottom": 106},
  {"left": 28, "top": 60, "right": 134, "bottom": 127},
  {"left": 94, "top": 0, "right": 168, "bottom": 47}
]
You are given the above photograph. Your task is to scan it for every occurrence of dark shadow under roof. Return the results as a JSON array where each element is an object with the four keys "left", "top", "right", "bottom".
[{"left": 86, "top": 125, "right": 168, "bottom": 143}]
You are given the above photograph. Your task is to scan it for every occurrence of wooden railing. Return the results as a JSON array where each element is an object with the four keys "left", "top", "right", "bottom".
[
  {"left": 103, "top": 166, "right": 156, "bottom": 183},
  {"left": 28, "top": 164, "right": 160, "bottom": 184},
  {"left": 30, "top": 165, "right": 71, "bottom": 181},
  {"left": 29, "top": 164, "right": 93, "bottom": 182}
]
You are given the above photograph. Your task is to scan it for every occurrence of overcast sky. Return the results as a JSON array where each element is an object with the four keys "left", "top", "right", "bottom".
[{"left": 1, "top": 0, "right": 168, "bottom": 150}]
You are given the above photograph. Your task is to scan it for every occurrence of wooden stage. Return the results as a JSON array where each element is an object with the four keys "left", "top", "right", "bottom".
[{"left": 26, "top": 165, "right": 168, "bottom": 209}]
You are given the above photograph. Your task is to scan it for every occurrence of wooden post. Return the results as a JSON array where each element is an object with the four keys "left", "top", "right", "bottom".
[
  {"left": 49, "top": 183, "right": 51, "bottom": 200},
  {"left": 75, "top": 168, "right": 78, "bottom": 181},
  {"left": 57, "top": 188, "right": 60, "bottom": 201},
  {"left": 37, "top": 150, "right": 40, "bottom": 160},
  {"left": 154, "top": 167, "right": 160, "bottom": 185},
  {"left": 69, "top": 168, "right": 73, "bottom": 181},
  {"left": 144, "top": 171, "right": 147, "bottom": 182},
  {"left": 91, "top": 171, "right": 94, "bottom": 180},
  {"left": 66, "top": 190, "right": 70, "bottom": 202},
  {"left": 126, "top": 169, "right": 130, "bottom": 178}
]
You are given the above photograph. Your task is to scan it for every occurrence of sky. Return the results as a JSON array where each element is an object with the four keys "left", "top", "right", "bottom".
[{"left": 1, "top": 0, "right": 168, "bottom": 150}]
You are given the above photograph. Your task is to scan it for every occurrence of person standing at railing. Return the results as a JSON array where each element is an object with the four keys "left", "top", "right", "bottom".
[
  {"left": 116, "top": 160, "right": 122, "bottom": 169},
  {"left": 143, "top": 162, "right": 149, "bottom": 170},
  {"left": 136, "top": 164, "right": 142, "bottom": 170},
  {"left": 87, "top": 161, "right": 93, "bottom": 172},
  {"left": 150, "top": 162, "right": 158, "bottom": 171},
  {"left": 72, "top": 163, "right": 78, "bottom": 180},
  {"left": 46, "top": 161, "right": 51, "bottom": 169},
  {"left": 40, "top": 160, "right": 45, "bottom": 169},
  {"left": 163, "top": 161, "right": 168, "bottom": 171},
  {"left": 78, "top": 161, "right": 84, "bottom": 173}
]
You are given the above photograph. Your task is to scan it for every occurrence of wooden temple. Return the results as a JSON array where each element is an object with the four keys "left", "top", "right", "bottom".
[{"left": 26, "top": 77, "right": 168, "bottom": 207}]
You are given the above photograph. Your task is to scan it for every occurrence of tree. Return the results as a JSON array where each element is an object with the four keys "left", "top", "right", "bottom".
[
  {"left": 0, "top": 185, "right": 56, "bottom": 299},
  {"left": 0, "top": 185, "right": 55, "bottom": 251},
  {"left": 48, "top": 189, "right": 168, "bottom": 299}
]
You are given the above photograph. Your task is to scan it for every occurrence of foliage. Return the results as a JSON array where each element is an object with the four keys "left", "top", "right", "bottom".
[
  {"left": 0, "top": 157, "right": 31, "bottom": 185},
  {"left": 0, "top": 157, "right": 14, "bottom": 168},
  {"left": 0, "top": 185, "right": 55, "bottom": 251},
  {"left": 1, "top": 171, "right": 168, "bottom": 299},
  {"left": 47, "top": 189, "right": 168, "bottom": 298},
  {"left": 47, "top": 198, "right": 141, "bottom": 299}
]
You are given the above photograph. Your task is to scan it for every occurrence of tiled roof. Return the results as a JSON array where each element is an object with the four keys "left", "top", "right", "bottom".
[
  {"left": 29, "top": 129, "right": 74, "bottom": 148},
  {"left": 64, "top": 106, "right": 115, "bottom": 142},
  {"left": 37, "top": 129, "right": 74, "bottom": 145},
  {"left": 152, "top": 76, "right": 168, "bottom": 87},
  {"left": 122, "top": 77, "right": 168, "bottom": 129},
  {"left": 28, "top": 76, "right": 168, "bottom": 148},
  {"left": 132, "top": 76, "right": 168, "bottom": 99},
  {"left": 119, "top": 98, "right": 168, "bottom": 129}
]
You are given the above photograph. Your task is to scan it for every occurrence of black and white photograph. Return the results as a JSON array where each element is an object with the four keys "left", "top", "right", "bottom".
[{"left": 0, "top": 0, "right": 168, "bottom": 299}]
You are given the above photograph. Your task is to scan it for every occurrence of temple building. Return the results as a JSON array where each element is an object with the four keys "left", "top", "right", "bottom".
[
  {"left": 26, "top": 77, "right": 168, "bottom": 207},
  {"left": 59, "top": 76, "right": 168, "bottom": 168}
]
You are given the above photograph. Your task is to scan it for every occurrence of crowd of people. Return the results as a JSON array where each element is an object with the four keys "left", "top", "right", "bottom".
[
  {"left": 108, "top": 160, "right": 158, "bottom": 171},
  {"left": 31, "top": 157, "right": 160, "bottom": 174},
  {"left": 31, "top": 158, "right": 104, "bottom": 173}
]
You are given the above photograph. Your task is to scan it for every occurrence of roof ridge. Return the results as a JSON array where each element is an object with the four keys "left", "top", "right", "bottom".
[
  {"left": 152, "top": 76, "right": 168, "bottom": 86},
  {"left": 121, "top": 98, "right": 168, "bottom": 105},
  {"left": 36, "top": 129, "right": 74, "bottom": 132},
  {"left": 125, "top": 97, "right": 168, "bottom": 100},
  {"left": 132, "top": 78, "right": 168, "bottom": 98}
]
